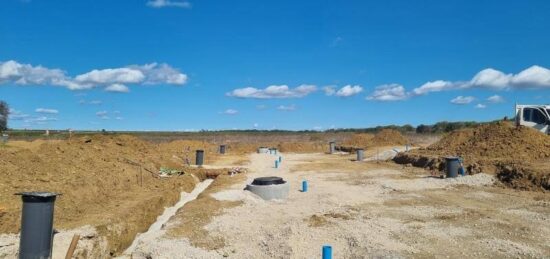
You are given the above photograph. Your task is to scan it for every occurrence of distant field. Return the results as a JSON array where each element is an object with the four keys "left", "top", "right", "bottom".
[{"left": 3, "top": 129, "right": 439, "bottom": 146}]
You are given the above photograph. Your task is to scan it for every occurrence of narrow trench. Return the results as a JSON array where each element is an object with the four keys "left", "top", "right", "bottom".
[{"left": 119, "top": 178, "right": 214, "bottom": 257}]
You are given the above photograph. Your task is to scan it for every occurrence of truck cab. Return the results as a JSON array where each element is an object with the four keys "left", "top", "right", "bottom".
[{"left": 515, "top": 104, "right": 550, "bottom": 134}]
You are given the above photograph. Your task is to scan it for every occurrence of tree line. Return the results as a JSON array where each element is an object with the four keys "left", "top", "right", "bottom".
[{"left": 0, "top": 99, "right": 491, "bottom": 134}]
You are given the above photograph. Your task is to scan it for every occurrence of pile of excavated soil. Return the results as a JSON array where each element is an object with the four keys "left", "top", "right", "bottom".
[
  {"left": 394, "top": 122, "right": 550, "bottom": 190},
  {"left": 0, "top": 135, "right": 225, "bottom": 256},
  {"left": 340, "top": 129, "right": 409, "bottom": 151}
]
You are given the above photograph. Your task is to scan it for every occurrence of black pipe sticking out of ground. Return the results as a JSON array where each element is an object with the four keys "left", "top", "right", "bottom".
[{"left": 16, "top": 192, "right": 60, "bottom": 259}]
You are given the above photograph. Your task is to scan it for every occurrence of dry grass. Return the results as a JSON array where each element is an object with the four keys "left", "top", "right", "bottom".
[{"left": 166, "top": 173, "right": 247, "bottom": 250}]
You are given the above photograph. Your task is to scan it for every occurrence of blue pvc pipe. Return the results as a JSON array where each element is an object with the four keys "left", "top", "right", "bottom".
[
  {"left": 279, "top": 156, "right": 282, "bottom": 162},
  {"left": 302, "top": 180, "right": 308, "bottom": 192},
  {"left": 322, "top": 245, "right": 332, "bottom": 259},
  {"left": 275, "top": 160, "right": 279, "bottom": 168}
]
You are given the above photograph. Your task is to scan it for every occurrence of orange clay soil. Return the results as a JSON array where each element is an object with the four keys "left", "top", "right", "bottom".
[
  {"left": 0, "top": 135, "right": 227, "bottom": 256},
  {"left": 394, "top": 122, "right": 550, "bottom": 190}
]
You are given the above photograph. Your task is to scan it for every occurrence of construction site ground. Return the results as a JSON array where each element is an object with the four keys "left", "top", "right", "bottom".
[
  {"left": 129, "top": 151, "right": 550, "bottom": 258},
  {"left": 1, "top": 133, "right": 549, "bottom": 258}
]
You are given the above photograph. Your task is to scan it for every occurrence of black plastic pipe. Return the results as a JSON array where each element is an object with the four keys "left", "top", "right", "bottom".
[
  {"left": 16, "top": 192, "right": 59, "bottom": 259},
  {"left": 196, "top": 150, "right": 204, "bottom": 166}
]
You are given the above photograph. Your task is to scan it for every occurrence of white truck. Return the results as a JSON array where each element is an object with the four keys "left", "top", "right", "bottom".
[{"left": 515, "top": 104, "right": 550, "bottom": 134}]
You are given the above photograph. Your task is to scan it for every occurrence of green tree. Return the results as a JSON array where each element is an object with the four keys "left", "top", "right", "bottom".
[{"left": 0, "top": 101, "right": 8, "bottom": 131}]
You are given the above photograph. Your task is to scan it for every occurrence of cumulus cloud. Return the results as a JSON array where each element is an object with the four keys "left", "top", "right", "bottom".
[
  {"left": 74, "top": 68, "right": 144, "bottom": 86},
  {"left": 335, "top": 85, "right": 363, "bottom": 97},
  {"left": 0, "top": 60, "right": 188, "bottom": 93},
  {"left": 146, "top": 0, "right": 191, "bottom": 8},
  {"left": 35, "top": 108, "right": 58, "bottom": 114},
  {"left": 256, "top": 104, "right": 268, "bottom": 110},
  {"left": 105, "top": 84, "right": 130, "bottom": 93},
  {"left": 323, "top": 85, "right": 363, "bottom": 97},
  {"left": 487, "top": 95, "right": 505, "bottom": 103},
  {"left": 226, "top": 84, "right": 317, "bottom": 99},
  {"left": 221, "top": 109, "right": 238, "bottom": 115},
  {"left": 475, "top": 104, "right": 487, "bottom": 109},
  {"left": 129, "top": 63, "right": 187, "bottom": 85},
  {"left": 366, "top": 84, "right": 408, "bottom": 101},
  {"left": 412, "top": 65, "right": 550, "bottom": 95},
  {"left": 0, "top": 60, "right": 69, "bottom": 86},
  {"left": 277, "top": 104, "right": 296, "bottom": 111},
  {"left": 450, "top": 96, "right": 475, "bottom": 105},
  {"left": 412, "top": 80, "right": 461, "bottom": 95}
]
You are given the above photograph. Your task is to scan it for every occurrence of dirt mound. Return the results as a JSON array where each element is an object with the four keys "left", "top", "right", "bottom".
[
  {"left": 0, "top": 135, "right": 227, "bottom": 255},
  {"left": 341, "top": 130, "right": 408, "bottom": 150},
  {"left": 372, "top": 129, "right": 408, "bottom": 146},
  {"left": 426, "top": 122, "right": 550, "bottom": 160},
  {"left": 394, "top": 122, "right": 550, "bottom": 190}
]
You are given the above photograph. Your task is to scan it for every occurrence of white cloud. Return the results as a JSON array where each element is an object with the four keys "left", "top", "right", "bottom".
[
  {"left": 221, "top": 109, "right": 238, "bottom": 115},
  {"left": 470, "top": 68, "right": 512, "bottom": 89},
  {"left": 226, "top": 84, "right": 317, "bottom": 99},
  {"left": 8, "top": 109, "right": 30, "bottom": 120},
  {"left": 35, "top": 108, "right": 58, "bottom": 114},
  {"left": 487, "top": 95, "right": 505, "bottom": 103},
  {"left": 277, "top": 104, "right": 296, "bottom": 111},
  {"left": 450, "top": 96, "right": 475, "bottom": 105},
  {"left": 129, "top": 63, "right": 188, "bottom": 85},
  {"left": 366, "top": 84, "right": 408, "bottom": 101},
  {"left": 253, "top": 123, "right": 259, "bottom": 128},
  {"left": 31, "top": 116, "right": 58, "bottom": 122},
  {"left": 511, "top": 66, "right": 550, "bottom": 87},
  {"left": 412, "top": 65, "right": 550, "bottom": 95},
  {"left": 115, "top": 116, "right": 124, "bottom": 120},
  {"left": 0, "top": 60, "right": 188, "bottom": 93},
  {"left": 96, "top": 110, "right": 109, "bottom": 120},
  {"left": 256, "top": 104, "right": 268, "bottom": 110},
  {"left": 79, "top": 99, "right": 103, "bottom": 105},
  {"left": 323, "top": 86, "right": 336, "bottom": 96},
  {"left": 0, "top": 60, "right": 68, "bottom": 86},
  {"left": 17, "top": 113, "right": 59, "bottom": 125},
  {"left": 146, "top": 0, "right": 191, "bottom": 8},
  {"left": 105, "top": 84, "right": 130, "bottom": 93},
  {"left": 313, "top": 126, "right": 323, "bottom": 131},
  {"left": 475, "top": 104, "right": 487, "bottom": 109},
  {"left": 75, "top": 68, "right": 144, "bottom": 86},
  {"left": 23, "top": 116, "right": 57, "bottom": 126},
  {"left": 324, "top": 85, "right": 363, "bottom": 97},
  {"left": 335, "top": 85, "right": 363, "bottom": 97},
  {"left": 412, "top": 80, "right": 461, "bottom": 95}
]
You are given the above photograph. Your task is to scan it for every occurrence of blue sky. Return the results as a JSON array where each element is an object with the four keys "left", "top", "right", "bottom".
[{"left": 1, "top": 0, "right": 549, "bottom": 131}]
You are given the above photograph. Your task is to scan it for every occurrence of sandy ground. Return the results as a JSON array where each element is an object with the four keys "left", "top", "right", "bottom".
[{"left": 127, "top": 150, "right": 550, "bottom": 258}]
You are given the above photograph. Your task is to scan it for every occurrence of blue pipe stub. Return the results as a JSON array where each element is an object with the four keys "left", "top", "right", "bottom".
[
  {"left": 302, "top": 180, "right": 308, "bottom": 192},
  {"left": 322, "top": 245, "right": 332, "bottom": 259}
]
